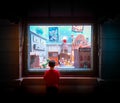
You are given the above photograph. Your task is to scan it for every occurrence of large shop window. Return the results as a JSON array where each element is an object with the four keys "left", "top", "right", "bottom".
[{"left": 22, "top": 19, "right": 98, "bottom": 77}]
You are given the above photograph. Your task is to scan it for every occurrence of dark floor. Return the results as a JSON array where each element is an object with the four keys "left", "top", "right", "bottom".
[{"left": 1, "top": 79, "right": 120, "bottom": 102}]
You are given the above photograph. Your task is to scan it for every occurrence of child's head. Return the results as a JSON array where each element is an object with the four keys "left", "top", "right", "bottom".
[{"left": 48, "top": 60, "right": 56, "bottom": 68}]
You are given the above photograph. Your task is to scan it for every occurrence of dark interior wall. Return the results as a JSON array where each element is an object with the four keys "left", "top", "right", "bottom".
[
  {"left": 26, "top": 1, "right": 95, "bottom": 18},
  {"left": 0, "top": 1, "right": 96, "bottom": 87},
  {"left": 0, "top": 0, "right": 120, "bottom": 84},
  {"left": 0, "top": 19, "right": 19, "bottom": 85},
  {"left": 0, "top": 1, "right": 95, "bottom": 84},
  {"left": 100, "top": 17, "right": 120, "bottom": 80}
]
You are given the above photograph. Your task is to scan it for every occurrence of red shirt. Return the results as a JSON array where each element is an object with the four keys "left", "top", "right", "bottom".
[{"left": 44, "top": 69, "right": 60, "bottom": 88}]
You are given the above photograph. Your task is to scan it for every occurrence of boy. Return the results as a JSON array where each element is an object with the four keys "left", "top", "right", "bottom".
[{"left": 43, "top": 60, "right": 61, "bottom": 96}]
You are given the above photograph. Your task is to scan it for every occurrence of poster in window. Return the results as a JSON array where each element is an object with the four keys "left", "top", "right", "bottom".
[
  {"left": 48, "top": 27, "right": 59, "bottom": 42},
  {"left": 72, "top": 26, "right": 84, "bottom": 33}
]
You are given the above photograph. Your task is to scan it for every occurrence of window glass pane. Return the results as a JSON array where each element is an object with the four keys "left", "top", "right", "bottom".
[{"left": 28, "top": 25, "right": 92, "bottom": 71}]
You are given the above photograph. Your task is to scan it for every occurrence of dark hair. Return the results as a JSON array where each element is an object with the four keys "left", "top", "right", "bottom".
[{"left": 48, "top": 60, "right": 56, "bottom": 67}]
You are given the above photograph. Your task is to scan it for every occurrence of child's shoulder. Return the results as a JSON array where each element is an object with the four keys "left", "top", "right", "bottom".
[{"left": 54, "top": 69, "right": 60, "bottom": 73}]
